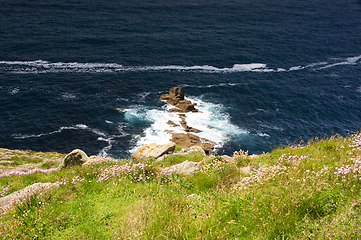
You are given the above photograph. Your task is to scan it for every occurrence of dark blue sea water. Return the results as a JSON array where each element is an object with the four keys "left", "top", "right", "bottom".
[{"left": 1, "top": 0, "right": 361, "bottom": 158}]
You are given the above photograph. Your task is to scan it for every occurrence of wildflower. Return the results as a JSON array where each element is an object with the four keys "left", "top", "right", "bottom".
[{"left": 0, "top": 167, "right": 59, "bottom": 178}]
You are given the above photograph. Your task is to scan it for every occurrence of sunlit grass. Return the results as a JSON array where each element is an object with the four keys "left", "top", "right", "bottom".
[{"left": 0, "top": 133, "right": 360, "bottom": 239}]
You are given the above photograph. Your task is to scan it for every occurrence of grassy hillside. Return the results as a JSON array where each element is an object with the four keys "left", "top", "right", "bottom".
[{"left": 0, "top": 134, "right": 360, "bottom": 239}]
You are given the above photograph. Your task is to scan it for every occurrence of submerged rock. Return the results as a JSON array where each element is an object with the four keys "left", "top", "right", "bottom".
[
  {"left": 132, "top": 142, "right": 176, "bottom": 160},
  {"left": 167, "top": 120, "right": 180, "bottom": 127},
  {"left": 59, "top": 149, "right": 89, "bottom": 169}
]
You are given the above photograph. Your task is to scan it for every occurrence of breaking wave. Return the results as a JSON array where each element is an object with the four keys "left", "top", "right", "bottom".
[
  {"left": 123, "top": 97, "right": 249, "bottom": 154},
  {"left": 13, "top": 124, "right": 127, "bottom": 157},
  {"left": 1, "top": 55, "right": 360, "bottom": 74}
]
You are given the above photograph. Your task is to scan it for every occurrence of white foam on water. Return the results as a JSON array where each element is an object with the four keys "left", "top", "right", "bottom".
[
  {"left": 289, "top": 66, "right": 304, "bottom": 71},
  {"left": 186, "top": 97, "right": 248, "bottom": 144},
  {"left": 125, "top": 105, "right": 184, "bottom": 153},
  {"left": 126, "top": 97, "right": 248, "bottom": 153},
  {"left": 123, "top": 106, "right": 157, "bottom": 123},
  {"left": 61, "top": 92, "right": 76, "bottom": 100},
  {"left": 13, "top": 124, "right": 86, "bottom": 139},
  {"left": 9, "top": 87, "right": 20, "bottom": 95},
  {"left": 181, "top": 82, "right": 247, "bottom": 89},
  {"left": 259, "top": 123, "right": 285, "bottom": 131},
  {"left": 317, "top": 55, "right": 361, "bottom": 70},
  {"left": 97, "top": 137, "right": 114, "bottom": 157},
  {"left": 13, "top": 123, "right": 128, "bottom": 157},
  {"left": 1, "top": 55, "right": 360, "bottom": 74},
  {"left": 0, "top": 60, "right": 272, "bottom": 73},
  {"left": 346, "top": 55, "right": 361, "bottom": 63},
  {"left": 305, "top": 62, "right": 328, "bottom": 68},
  {"left": 257, "top": 132, "right": 270, "bottom": 137},
  {"left": 137, "top": 92, "right": 151, "bottom": 102},
  {"left": 228, "top": 63, "right": 269, "bottom": 72}
]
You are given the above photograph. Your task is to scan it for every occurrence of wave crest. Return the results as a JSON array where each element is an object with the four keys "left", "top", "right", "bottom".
[{"left": 1, "top": 55, "right": 360, "bottom": 74}]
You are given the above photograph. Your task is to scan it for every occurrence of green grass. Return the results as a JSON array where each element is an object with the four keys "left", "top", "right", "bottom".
[{"left": 0, "top": 134, "right": 361, "bottom": 239}]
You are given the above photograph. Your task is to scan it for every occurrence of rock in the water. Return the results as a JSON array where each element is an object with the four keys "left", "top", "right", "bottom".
[
  {"left": 59, "top": 149, "right": 89, "bottom": 169},
  {"left": 166, "top": 97, "right": 180, "bottom": 106},
  {"left": 163, "top": 160, "right": 200, "bottom": 175},
  {"left": 168, "top": 87, "right": 184, "bottom": 101},
  {"left": 175, "top": 100, "right": 198, "bottom": 112},
  {"left": 167, "top": 120, "right": 180, "bottom": 127},
  {"left": 159, "top": 93, "right": 170, "bottom": 100},
  {"left": 160, "top": 87, "right": 199, "bottom": 112},
  {"left": 132, "top": 142, "right": 176, "bottom": 159},
  {"left": 170, "top": 133, "right": 214, "bottom": 154},
  {"left": 160, "top": 87, "right": 184, "bottom": 105},
  {"left": 169, "top": 108, "right": 185, "bottom": 113},
  {"left": 178, "top": 117, "right": 202, "bottom": 133}
]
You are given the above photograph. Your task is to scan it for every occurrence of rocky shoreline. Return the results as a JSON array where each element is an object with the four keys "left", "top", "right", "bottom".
[
  {"left": 131, "top": 87, "right": 218, "bottom": 160},
  {"left": 159, "top": 87, "right": 216, "bottom": 154},
  {"left": 0, "top": 87, "right": 235, "bottom": 212}
]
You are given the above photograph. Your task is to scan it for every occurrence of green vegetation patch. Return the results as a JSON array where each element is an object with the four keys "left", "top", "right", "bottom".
[{"left": 0, "top": 133, "right": 361, "bottom": 239}]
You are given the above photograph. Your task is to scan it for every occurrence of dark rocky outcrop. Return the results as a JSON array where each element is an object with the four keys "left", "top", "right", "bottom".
[
  {"left": 179, "top": 116, "right": 201, "bottom": 133},
  {"left": 160, "top": 87, "right": 198, "bottom": 113},
  {"left": 175, "top": 100, "right": 198, "bottom": 112},
  {"left": 169, "top": 108, "right": 185, "bottom": 113},
  {"left": 160, "top": 87, "right": 215, "bottom": 154},
  {"left": 160, "top": 86, "right": 184, "bottom": 102},
  {"left": 167, "top": 120, "right": 180, "bottom": 127}
]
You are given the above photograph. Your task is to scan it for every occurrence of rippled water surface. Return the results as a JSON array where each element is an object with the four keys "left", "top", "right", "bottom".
[{"left": 1, "top": 0, "right": 361, "bottom": 158}]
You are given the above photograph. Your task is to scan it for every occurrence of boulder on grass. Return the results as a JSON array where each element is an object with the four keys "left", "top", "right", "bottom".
[
  {"left": 180, "top": 146, "right": 206, "bottom": 155},
  {"left": 59, "top": 149, "right": 89, "bottom": 169},
  {"left": 0, "top": 182, "right": 59, "bottom": 214},
  {"left": 163, "top": 160, "right": 200, "bottom": 175},
  {"left": 221, "top": 155, "right": 235, "bottom": 163},
  {"left": 132, "top": 142, "right": 176, "bottom": 160}
]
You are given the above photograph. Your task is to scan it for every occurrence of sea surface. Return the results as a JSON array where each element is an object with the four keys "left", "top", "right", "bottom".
[{"left": 1, "top": 0, "right": 361, "bottom": 158}]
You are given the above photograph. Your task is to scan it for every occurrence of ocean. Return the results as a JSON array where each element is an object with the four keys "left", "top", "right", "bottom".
[{"left": 1, "top": 0, "right": 361, "bottom": 158}]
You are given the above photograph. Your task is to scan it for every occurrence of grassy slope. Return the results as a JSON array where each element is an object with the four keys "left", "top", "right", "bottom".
[{"left": 0, "top": 134, "right": 360, "bottom": 239}]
